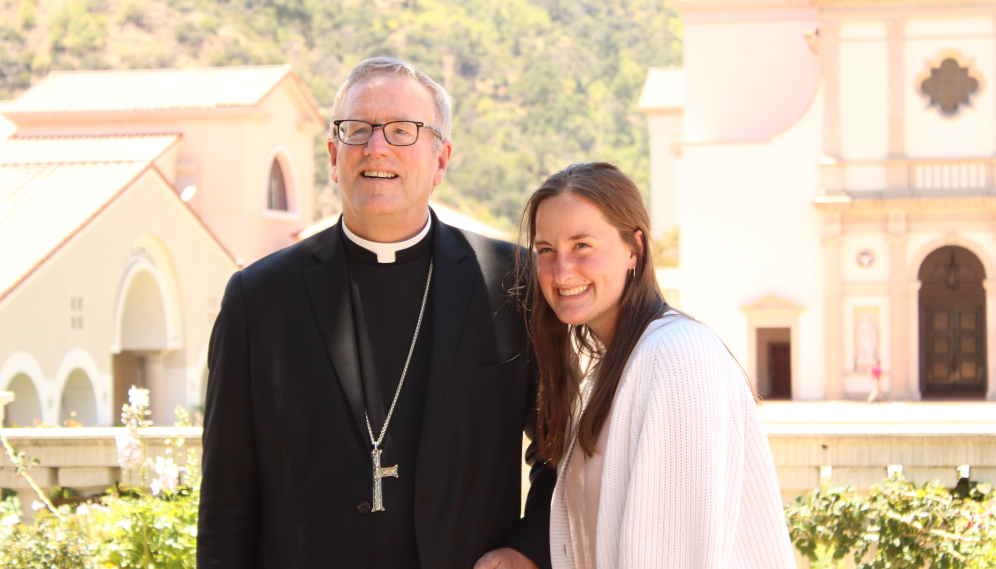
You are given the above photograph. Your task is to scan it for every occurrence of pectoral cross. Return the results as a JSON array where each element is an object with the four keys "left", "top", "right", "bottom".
[{"left": 371, "top": 446, "right": 398, "bottom": 512}]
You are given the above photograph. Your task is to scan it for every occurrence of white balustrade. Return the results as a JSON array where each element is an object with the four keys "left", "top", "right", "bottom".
[{"left": 912, "top": 160, "right": 991, "bottom": 190}]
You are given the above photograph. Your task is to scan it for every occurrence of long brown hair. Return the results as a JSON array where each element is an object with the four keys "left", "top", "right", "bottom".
[{"left": 518, "top": 163, "right": 668, "bottom": 466}]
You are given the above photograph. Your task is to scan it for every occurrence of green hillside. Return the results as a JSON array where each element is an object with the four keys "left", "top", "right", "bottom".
[{"left": 0, "top": 0, "right": 682, "bottom": 229}]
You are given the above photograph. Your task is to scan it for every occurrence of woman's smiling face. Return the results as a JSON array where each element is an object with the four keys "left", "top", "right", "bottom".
[{"left": 534, "top": 192, "right": 641, "bottom": 344}]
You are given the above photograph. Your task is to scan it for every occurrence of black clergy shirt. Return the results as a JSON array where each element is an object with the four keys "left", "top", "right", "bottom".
[{"left": 342, "top": 221, "right": 434, "bottom": 569}]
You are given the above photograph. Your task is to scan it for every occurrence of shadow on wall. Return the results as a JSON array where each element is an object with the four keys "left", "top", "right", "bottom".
[
  {"left": 60, "top": 369, "right": 98, "bottom": 426},
  {"left": 3, "top": 373, "right": 41, "bottom": 427}
]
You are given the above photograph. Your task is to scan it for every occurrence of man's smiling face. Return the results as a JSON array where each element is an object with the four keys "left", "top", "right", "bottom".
[{"left": 328, "top": 74, "right": 451, "bottom": 232}]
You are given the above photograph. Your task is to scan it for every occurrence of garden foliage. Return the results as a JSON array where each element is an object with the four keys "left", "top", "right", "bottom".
[
  {"left": 2, "top": 387, "right": 993, "bottom": 567},
  {"left": 0, "top": 387, "right": 200, "bottom": 569},
  {"left": 786, "top": 476, "right": 995, "bottom": 569}
]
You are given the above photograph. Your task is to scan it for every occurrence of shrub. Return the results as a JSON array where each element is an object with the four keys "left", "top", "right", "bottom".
[
  {"left": 786, "top": 475, "right": 995, "bottom": 569},
  {"left": 49, "top": 0, "right": 108, "bottom": 57},
  {"left": 91, "top": 491, "right": 198, "bottom": 569},
  {"left": 0, "top": 388, "right": 200, "bottom": 568},
  {"left": 118, "top": 0, "right": 148, "bottom": 29},
  {"left": 0, "top": 505, "right": 93, "bottom": 569}
]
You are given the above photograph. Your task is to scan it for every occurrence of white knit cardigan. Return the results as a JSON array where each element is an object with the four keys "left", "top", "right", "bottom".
[{"left": 550, "top": 315, "right": 797, "bottom": 569}]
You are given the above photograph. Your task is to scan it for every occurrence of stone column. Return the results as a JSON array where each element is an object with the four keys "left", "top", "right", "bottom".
[
  {"left": 886, "top": 19, "right": 908, "bottom": 192},
  {"left": 908, "top": 281, "right": 922, "bottom": 400},
  {"left": 822, "top": 20, "right": 841, "bottom": 159},
  {"left": 888, "top": 212, "right": 910, "bottom": 399},
  {"left": 0, "top": 391, "right": 12, "bottom": 425},
  {"left": 824, "top": 213, "right": 844, "bottom": 399},
  {"left": 985, "top": 281, "right": 996, "bottom": 401},
  {"left": 143, "top": 352, "right": 167, "bottom": 426}
]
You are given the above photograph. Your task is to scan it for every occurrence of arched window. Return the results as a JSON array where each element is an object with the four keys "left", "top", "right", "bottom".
[{"left": 268, "top": 159, "right": 288, "bottom": 211}]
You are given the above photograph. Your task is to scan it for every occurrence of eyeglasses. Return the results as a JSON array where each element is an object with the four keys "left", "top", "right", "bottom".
[{"left": 333, "top": 120, "right": 443, "bottom": 147}]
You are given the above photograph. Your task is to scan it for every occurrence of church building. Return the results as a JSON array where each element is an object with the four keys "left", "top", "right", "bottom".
[
  {"left": 0, "top": 66, "right": 325, "bottom": 426},
  {"left": 641, "top": 0, "right": 996, "bottom": 402}
]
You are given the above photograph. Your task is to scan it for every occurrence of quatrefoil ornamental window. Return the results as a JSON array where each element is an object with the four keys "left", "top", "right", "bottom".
[{"left": 920, "top": 57, "right": 980, "bottom": 115}]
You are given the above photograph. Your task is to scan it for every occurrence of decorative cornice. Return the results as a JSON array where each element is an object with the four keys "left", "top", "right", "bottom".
[
  {"left": 676, "top": 0, "right": 814, "bottom": 12},
  {"left": 813, "top": 0, "right": 996, "bottom": 7},
  {"left": 814, "top": 195, "right": 996, "bottom": 213},
  {"left": 677, "top": 0, "right": 996, "bottom": 12}
]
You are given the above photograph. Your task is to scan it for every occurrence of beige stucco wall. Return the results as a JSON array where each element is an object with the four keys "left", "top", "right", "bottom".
[
  {"left": 682, "top": 10, "right": 821, "bottom": 143},
  {"left": 0, "top": 169, "right": 236, "bottom": 426},
  {"left": 679, "top": 86, "right": 826, "bottom": 400},
  {"left": 646, "top": 112, "right": 683, "bottom": 236},
  {"left": 839, "top": 22, "right": 890, "bottom": 192}
]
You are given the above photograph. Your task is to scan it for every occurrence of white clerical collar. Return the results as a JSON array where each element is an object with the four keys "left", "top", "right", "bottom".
[{"left": 341, "top": 213, "right": 432, "bottom": 263}]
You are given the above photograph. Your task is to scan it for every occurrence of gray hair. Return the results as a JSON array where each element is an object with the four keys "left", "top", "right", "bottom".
[{"left": 329, "top": 57, "right": 452, "bottom": 149}]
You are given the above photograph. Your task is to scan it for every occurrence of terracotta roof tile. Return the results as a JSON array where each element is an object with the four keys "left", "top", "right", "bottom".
[
  {"left": 0, "top": 136, "right": 178, "bottom": 300},
  {"left": 3, "top": 65, "right": 292, "bottom": 115},
  {"left": 0, "top": 135, "right": 179, "bottom": 164}
]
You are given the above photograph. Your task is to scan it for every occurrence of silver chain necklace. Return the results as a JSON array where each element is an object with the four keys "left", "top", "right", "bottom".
[{"left": 365, "top": 257, "right": 432, "bottom": 512}]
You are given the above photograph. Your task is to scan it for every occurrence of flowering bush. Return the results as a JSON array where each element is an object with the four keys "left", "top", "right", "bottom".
[
  {"left": 90, "top": 491, "right": 198, "bottom": 569},
  {"left": 0, "top": 386, "right": 200, "bottom": 569},
  {"left": 0, "top": 503, "right": 94, "bottom": 568},
  {"left": 786, "top": 475, "right": 995, "bottom": 569}
]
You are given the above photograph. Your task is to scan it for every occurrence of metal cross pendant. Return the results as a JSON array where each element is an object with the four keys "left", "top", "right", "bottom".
[{"left": 371, "top": 446, "right": 398, "bottom": 512}]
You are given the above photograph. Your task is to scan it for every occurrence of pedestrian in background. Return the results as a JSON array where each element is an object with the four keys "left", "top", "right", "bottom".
[{"left": 868, "top": 359, "right": 883, "bottom": 403}]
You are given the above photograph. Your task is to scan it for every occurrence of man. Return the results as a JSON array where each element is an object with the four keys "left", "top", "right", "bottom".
[{"left": 198, "top": 57, "right": 554, "bottom": 569}]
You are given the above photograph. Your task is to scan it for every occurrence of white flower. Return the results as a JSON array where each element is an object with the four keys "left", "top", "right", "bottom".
[
  {"left": 1, "top": 514, "right": 19, "bottom": 526},
  {"left": 152, "top": 456, "right": 180, "bottom": 495},
  {"left": 115, "top": 431, "right": 143, "bottom": 471},
  {"left": 128, "top": 387, "right": 150, "bottom": 410},
  {"left": 75, "top": 504, "right": 90, "bottom": 516},
  {"left": 30, "top": 500, "right": 44, "bottom": 512}
]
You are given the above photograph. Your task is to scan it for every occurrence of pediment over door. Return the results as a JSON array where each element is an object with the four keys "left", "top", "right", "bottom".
[{"left": 741, "top": 294, "right": 805, "bottom": 315}]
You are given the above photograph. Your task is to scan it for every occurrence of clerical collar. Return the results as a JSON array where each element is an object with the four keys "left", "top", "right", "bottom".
[{"left": 341, "top": 213, "right": 432, "bottom": 264}]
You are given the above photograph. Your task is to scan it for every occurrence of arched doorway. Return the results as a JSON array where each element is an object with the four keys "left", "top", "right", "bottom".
[
  {"left": 918, "top": 246, "right": 988, "bottom": 399},
  {"left": 60, "top": 369, "right": 97, "bottom": 426},
  {"left": 121, "top": 270, "right": 167, "bottom": 350},
  {"left": 4, "top": 373, "right": 41, "bottom": 427},
  {"left": 114, "top": 269, "right": 170, "bottom": 424}
]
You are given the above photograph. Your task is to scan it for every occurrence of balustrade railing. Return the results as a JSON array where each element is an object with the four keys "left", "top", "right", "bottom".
[
  {"left": 912, "top": 159, "right": 991, "bottom": 190},
  {"left": 819, "top": 157, "right": 996, "bottom": 195}
]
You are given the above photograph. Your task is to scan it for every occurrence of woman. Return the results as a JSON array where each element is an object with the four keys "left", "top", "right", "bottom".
[{"left": 520, "top": 163, "right": 795, "bottom": 569}]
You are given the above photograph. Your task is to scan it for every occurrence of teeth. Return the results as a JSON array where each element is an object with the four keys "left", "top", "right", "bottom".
[
  {"left": 363, "top": 171, "right": 397, "bottom": 178},
  {"left": 558, "top": 284, "right": 590, "bottom": 297}
]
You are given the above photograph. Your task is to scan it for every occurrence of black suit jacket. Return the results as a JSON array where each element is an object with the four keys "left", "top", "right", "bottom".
[{"left": 198, "top": 216, "right": 555, "bottom": 569}]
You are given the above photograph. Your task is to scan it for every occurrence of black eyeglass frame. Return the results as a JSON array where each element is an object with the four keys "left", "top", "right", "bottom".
[{"left": 332, "top": 120, "right": 444, "bottom": 147}]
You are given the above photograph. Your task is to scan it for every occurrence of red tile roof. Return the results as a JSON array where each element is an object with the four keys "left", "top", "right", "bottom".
[
  {"left": 0, "top": 135, "right": 180, "bottom": 164},
  {"left": 0, "top": 136, "right": 179, "bottom": 300}
]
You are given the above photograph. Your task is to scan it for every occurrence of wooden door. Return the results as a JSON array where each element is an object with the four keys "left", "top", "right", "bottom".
[
  {"left": 768, "top": 342, "right": 791, "bottom": 399},
  {"left": 918, "top": 246, "right": 987, "bottom": 398},
  {"left": 925, "top": 308, "right": 986, "bottom": 390}
]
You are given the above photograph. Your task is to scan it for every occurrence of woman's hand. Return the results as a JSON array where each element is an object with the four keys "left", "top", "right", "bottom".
[{"left": 473, "top": 547, "right": 539, "bottom": 569}]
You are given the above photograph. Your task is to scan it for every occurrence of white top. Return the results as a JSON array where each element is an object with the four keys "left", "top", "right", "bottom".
[
  {"left": 550, "top": 314, "right": 797, "bottom": 569},
  {"left": 563, "top": 391, "right": 614, "bottom": 569},
  {"left": 341, "top": 212, "right": 431, "bottom": 263}
]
